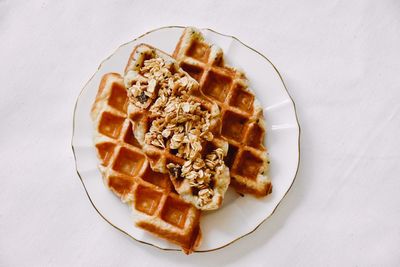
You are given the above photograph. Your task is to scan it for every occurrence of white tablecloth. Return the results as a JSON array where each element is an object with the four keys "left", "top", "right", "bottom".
[{"left": 1, "top": 1, "right": 399, "bottom": 266}]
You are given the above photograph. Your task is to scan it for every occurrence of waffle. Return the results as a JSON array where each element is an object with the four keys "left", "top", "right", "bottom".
[
  {"left": 173, "top": 27, "right": 272, "bottom": 197},
  {"left": 124, "top": 44, "right": 230, "bottom": 211},
  {"left": 91, "top": 73, "right": 201, "bottom": 254}
]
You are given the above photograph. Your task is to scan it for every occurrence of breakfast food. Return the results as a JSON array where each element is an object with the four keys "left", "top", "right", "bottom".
[
  {"left": 124, "top": 44, "right": 230, "bottom": 210},
  {"left": 173, "top": 28, "right": 271, "bottom": 196},
  {"left": 91, "top": 73, "right": 201, "bottom": 254},
  {"left": 90, "top": 27, "right": 272, "bottom": 254}
]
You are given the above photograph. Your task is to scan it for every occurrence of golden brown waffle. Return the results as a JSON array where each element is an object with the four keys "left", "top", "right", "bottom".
[
  {"left": 124, "top": 44, "right": 230, "bottom": 210},
  {"left": 91, "top": 73, "right": 201, "bottom": 254},
  {"left": 173, "top": 27, "right": 272, "bottom": 197}
]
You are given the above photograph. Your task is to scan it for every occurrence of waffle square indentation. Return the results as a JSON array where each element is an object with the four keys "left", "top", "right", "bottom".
[
  {"left": 95, "top": 142, "right": 115, "bottom": 166},
  {"left": 161, "top": 196, "right": 190, "bottom": 228},
  {"left": 108, "top": 82, "right": 128, "bottom": 112},
  {"left": 225, "top": 144, "right": 239, "bottom": 169},
  {"left": 186, "top": 41, "right": 209, "bottom": 62},
  {"left": 245, "top": 123, "right": 264, "bottom": 149},
  {"left": 202, "top": 71, "right": 232, "bottom": 102},
  {"left": 108, "top": 175, "right": 134, "bottom": 195},
  {"left": 221, "top": 110, "right": 248, "bottom": 141},
  {"left": 180, "top": 62, "right": 204, "bottom": 82},
  {"left": 142, "top": 166, "right": 171, "bottom": 189},
  {"left": 235, "top": 150, "right": 263, "bottom": 180},
  {"left": 229, "top": 85, "right": 254, "bottom": 112},
  {"left": 124, "top": 122, "right": 142, "bottom": 148},
  {"left": 135, "top": 185, "right": 162, "bottom": 216},
  {"left": 98, "top": 112, "right": 125, "bottom": 139},
  {"left": 112, "top": 147, "right": 145, "bottom": 176},
  {"left": 201, "top": 141, "right": 218, "bottom": 157}
]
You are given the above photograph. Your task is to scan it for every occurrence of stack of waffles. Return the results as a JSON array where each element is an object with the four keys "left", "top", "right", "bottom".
[{"left": 91, "top": 27, "right": 271, "bottom": 254}]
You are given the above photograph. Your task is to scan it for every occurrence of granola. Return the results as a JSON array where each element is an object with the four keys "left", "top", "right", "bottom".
[{"left": 125, "top": 55, "right": 227, "bottom": 208}]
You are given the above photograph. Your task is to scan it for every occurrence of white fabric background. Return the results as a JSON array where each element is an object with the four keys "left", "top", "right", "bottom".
[{"left": 1, "top": 1, "right": 399, "bottom": 266}]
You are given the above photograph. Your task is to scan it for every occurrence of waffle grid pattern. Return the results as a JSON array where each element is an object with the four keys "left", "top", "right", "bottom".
[
  {"left": 91, "top": 73, "right": 201, "bottom": 253},
  {"left": 173, "top": 28, "right": 272, "bottom": 196}
]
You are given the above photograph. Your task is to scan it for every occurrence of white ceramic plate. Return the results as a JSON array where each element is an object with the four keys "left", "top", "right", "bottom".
[{"left": 72, "top": 26, "right": 300, "bottom": 252}]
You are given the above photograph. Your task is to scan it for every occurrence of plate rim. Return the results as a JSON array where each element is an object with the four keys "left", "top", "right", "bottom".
[{"left": 71, "top": 25, "right": 301, "bottom": 253}]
